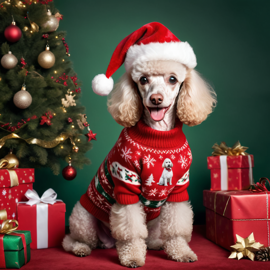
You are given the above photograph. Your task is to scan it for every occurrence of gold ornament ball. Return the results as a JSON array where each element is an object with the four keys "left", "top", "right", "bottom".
[
  {"left": 72, "top": 146, "right": 79, "bottom": 153},
  {"left": 38, "top": 47, "right": 55, "bottom": 69},
  {"left": 13, "top": 86, "right": 32, "bottom": 109},
  {"left": 4, "top": 152, "right": 19, "bottom": 168},
  {"left": 1, "top": 51, "right": 18, "bottom": 69}
]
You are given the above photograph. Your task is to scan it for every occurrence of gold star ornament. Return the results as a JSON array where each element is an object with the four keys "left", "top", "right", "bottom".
[{"left": 228, "top": 233, "right": 264, "bottom": 261}]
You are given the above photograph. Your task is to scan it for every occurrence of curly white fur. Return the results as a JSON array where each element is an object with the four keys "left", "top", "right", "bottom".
[
  {"left": 160, "top": 201, "right": 197, "bottom": 262},
  {"left": 110, "top": 202, "right": 148, "bottom": 241},
  {"left": 177, "top": 69, "right": 216, "bottom": 126},
  {"left": 62, "top": 202, "right": 98, "bottom": 256},
  {"left": 116, "top": 239, "right": 147, "bottom": 267},
  {"left": 160, "top": 201, "right": 193, "bottom": 242},
  {"left": 108, "top": 73, "right": 143, "bottom": 127},
  {"left": 110, "top": 202, "right": 148, "bottom": 267}
]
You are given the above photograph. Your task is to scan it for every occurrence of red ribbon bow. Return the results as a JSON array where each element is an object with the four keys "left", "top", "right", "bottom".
[{"left": 249, "top": 177, "right": 270, "bottom": 192}]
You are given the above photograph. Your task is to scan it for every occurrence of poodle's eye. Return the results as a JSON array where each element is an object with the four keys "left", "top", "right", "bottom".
[
  {"left": 139, "top": 76, "right": 148, "bottom": 85},
  {"left": 169, "top": 76, "right": 177, "bottom": 85}
]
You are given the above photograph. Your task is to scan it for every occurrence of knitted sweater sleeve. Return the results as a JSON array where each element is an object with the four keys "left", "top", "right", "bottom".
[{"left": 108, "top": 139, "right": 141, "bottom": 205}]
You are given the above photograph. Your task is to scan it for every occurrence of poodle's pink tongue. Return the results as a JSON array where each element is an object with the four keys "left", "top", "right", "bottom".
[{"left": 150, "top": 108, "right": 166, "bottom": 121}]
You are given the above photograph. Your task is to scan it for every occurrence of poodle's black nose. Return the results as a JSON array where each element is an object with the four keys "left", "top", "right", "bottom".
[{"left": 150, "top": 94, "right": 163, "bottom": 105}]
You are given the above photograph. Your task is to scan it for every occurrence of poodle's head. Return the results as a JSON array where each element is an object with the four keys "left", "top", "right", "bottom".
[
  {"left": 131, "top": 60, "right": 186, "bottom": 123},
  {"left": 162, "top": 158, "right": 173, "bottom": 169},
  {"left": 107, "top": 60, "right": 216, "bottom": 127}
]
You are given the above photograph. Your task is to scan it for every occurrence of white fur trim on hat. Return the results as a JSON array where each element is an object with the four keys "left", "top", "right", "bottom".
[
  {"left": 124, "top": 41, "right": 197, "bottom": 73},
  {"left": 92, "top": 74, "right": 114, "bottom": 96}
]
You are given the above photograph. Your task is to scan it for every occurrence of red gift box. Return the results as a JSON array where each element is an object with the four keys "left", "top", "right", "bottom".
[
  {"left": 17, "top": 199, "right": 66, "bottom": 249},
  {"left": 203, "top": 190, "right": 270, "bottom": 250},
  {"left": 0, "top": 168, "right": 34, "bottom": 222},
  {"left": 207, "top": 155, "right": 254, "bottom": 190}
]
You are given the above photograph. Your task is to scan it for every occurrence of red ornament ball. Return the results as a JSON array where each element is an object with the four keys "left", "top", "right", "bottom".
[
  {"left": 62, "top": 163, "right": 77, "bottom": 180},
  {"left": 4, "top": 24, "right": 22, "bottom": 43}
]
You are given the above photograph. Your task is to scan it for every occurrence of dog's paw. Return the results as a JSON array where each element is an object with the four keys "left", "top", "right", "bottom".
[
  {"left": 127, "top": 261, "right": 139, "bottom": 268},
  {"left": 116, "top": 239, "right": 147, "bottom": 268},
  {"left": 73, "top": 242, "right": 91, "bottom": 257},
  {"left": 171, "top": 250, "right": 198, "bottom": 263},
  {"left": 121, "top": 259, "right": 144, "bottom": 268},
  {"left": 164, "top": 236, "right": 198, "bottom": 263}
]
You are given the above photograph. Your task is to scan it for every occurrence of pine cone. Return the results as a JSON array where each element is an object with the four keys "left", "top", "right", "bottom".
[{"left": 256, "top": 247, "right": 270, "bottom": 261}]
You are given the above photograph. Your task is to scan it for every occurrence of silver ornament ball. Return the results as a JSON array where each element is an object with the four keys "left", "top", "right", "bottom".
[
  {"left": 42, "top": 9, "right": 59, "bottom": 32},
  {"left": 13, "top": 86, "right": 32, "bottom": 109},
  {"left": 1, "top": 51, "right": 18, "bottom": 69}
]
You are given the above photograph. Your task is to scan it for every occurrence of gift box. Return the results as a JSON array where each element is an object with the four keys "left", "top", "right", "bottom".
[
  {"left": 0, "top": 169, "right": 34, "bottom": 223},
  {"left": 207, "top": 155, "right": 254, "bottom": 191},
  {"left": 203, "top": 190, "right": 270, "bottom": 251},
  {"left": 0, "top": 230, "right": 31, "bottom": 269},
  {"left": 17, "top": 189, "right": 66, "bottom": 249}
]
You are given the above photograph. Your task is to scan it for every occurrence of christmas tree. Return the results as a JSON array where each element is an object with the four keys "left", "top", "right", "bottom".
[
  {"left": 145, "top": 174, "right": 154, "bottom": 186},
  {"left": 0, "top": 0, "right": 93, "bottom": 177}
]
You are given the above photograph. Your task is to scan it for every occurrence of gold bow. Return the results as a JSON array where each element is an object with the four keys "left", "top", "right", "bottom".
[
  {"left": 228, "top": 233, "right": 264, "bottom": 261},
  {"left": 0, "top": 209, "right": 18, "bottom": 234},
  {"left": 0, "top": 158, "right": 19, "bottom": 187},
  {"left": 212, "top": 141, "right": 248, "bottom": 156}
]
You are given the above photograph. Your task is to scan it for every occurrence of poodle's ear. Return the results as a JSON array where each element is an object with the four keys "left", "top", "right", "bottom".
[
  {"left": 162, "top": 159, "right": 166, "bottom": 168},
  {"left": 170, "top": 160, "right": 173, "bottom": 167},
  {"left": 176, "top": 69, "right": 217, "bottom": 126},
  {"left": 107, "top": 73, "right": 143, "bottom": 127}
]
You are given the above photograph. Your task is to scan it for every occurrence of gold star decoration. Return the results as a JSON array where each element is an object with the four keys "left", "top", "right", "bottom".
[{"left": 228, "top": 233, "right": 264, "bottom": 261}]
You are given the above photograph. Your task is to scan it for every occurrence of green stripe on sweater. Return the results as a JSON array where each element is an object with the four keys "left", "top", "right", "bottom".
[
  {"left": 94, "top": 174, "right": 116, "bottom": 204},
  {"left": 104, "top": 158, "right": 115, "bottom": 187},
  {"left": 139, "top": 194, "right": 167, "bottom": 208}
]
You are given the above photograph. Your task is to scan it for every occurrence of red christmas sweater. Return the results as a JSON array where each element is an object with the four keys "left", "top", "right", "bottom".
[{"left": 80, "top": 119, "right": 192, "bottom": 223}]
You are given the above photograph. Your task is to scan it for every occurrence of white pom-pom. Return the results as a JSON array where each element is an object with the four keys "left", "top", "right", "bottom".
[{"left": 92, "top": 74, "right": 114, "bottom": 96}]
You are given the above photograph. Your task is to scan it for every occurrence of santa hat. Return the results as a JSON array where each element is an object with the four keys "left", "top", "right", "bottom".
[{"left": 92, "top": 22, "right": 197, "bottom": 96}]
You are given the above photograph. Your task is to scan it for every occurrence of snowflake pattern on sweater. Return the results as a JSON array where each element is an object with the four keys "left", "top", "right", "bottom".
[{"left": 81, "top": 119, "right": 192, "bottom": 222}]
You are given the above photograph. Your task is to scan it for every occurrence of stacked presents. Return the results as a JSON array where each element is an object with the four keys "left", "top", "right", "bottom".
[
  {"left": 0, "top": 154, "right": 66, "bottom": 268},
  {"left": 204, "top": 141, "right": 270, "bottom": 260}
]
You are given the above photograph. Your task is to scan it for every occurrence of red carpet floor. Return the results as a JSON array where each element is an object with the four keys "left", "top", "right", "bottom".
[{"left": 18, "top": 225, "right": 269, "bottom": 270}]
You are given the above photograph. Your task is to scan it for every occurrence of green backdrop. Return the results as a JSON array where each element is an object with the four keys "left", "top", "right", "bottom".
[{"left": 34, "top": 0, "right": 270, "bottom": 225}]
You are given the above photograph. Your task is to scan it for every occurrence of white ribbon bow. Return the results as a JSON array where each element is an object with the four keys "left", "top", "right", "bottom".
[{"left": 25, "top": 188, "right": 61, "bottom": 206}]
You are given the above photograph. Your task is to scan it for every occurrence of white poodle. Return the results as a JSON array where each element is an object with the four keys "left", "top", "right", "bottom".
[
  {"left": 63, "top": 22, "right": 216, "bottom": 268},
  {"left": 158, "top": 158, "right": 173, "bottom": 186}
]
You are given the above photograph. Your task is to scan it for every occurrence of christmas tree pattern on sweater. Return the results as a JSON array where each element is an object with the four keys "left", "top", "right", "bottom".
[{"left": 82, "top": 119, "right": 192, "bottom": 222}]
